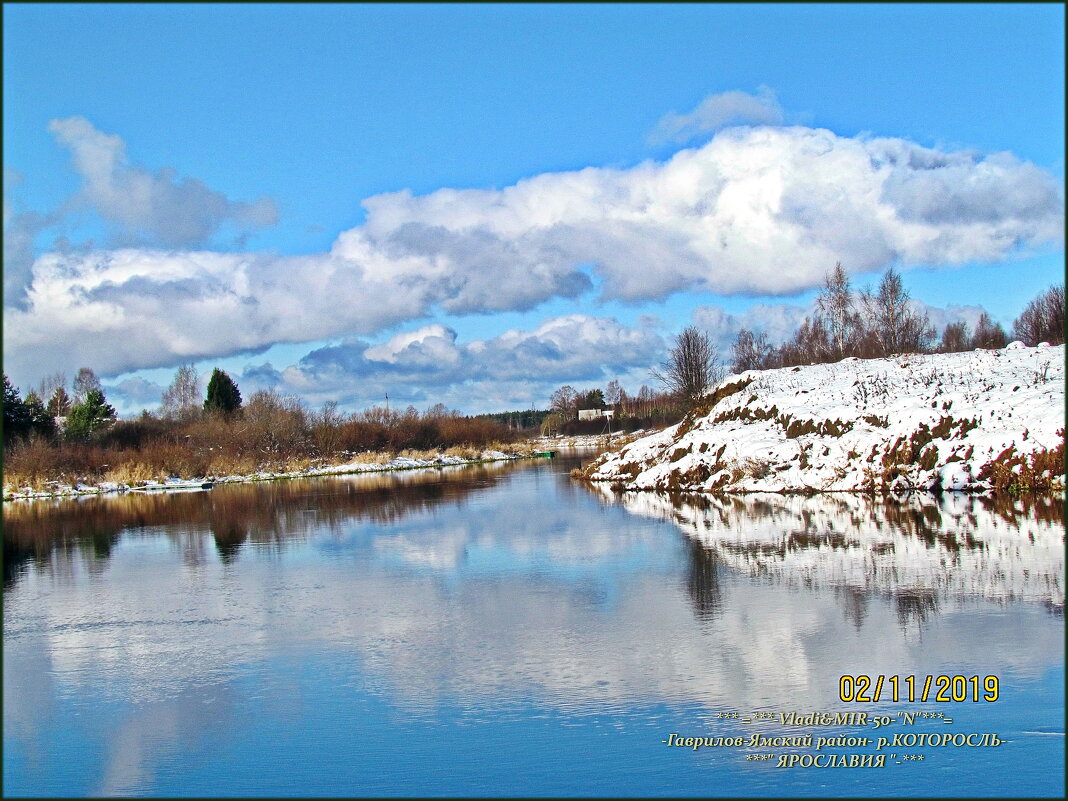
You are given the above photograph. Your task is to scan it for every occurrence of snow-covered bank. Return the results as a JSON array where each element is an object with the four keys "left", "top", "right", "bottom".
[
  {"left": 2, "top": 449, "right": 523, "bottom": 503},
  {"left": 583, "top": 343, "right": 1065, "bottom": 495}
]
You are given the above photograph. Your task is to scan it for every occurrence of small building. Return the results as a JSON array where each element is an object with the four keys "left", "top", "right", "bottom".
[{"left": 578, "top": 409, "right": 614, "bottom": 421}]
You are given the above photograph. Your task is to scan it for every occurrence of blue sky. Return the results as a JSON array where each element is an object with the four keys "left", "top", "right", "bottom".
[{"left": 3, "top": 2, "right": 1064, "bottom": 415}]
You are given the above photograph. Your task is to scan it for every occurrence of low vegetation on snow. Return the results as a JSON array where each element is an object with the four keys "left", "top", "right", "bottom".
[{"left": 581, "top": 343, "right": 1065, "bottom": 495}]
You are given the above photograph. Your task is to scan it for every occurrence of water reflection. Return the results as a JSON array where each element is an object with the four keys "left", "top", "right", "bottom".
[
  {"left": 586, "top": 486, "right": 1065, "bottom": 613},
  {"left": 3, "top": 459, "right": 1064, "bottom": 796},
  {"left": 3, "top": 461, "right": 520, "bottom": 588},
  {"left": 685, "top": 539, "right": 724, "bottom": 620}
]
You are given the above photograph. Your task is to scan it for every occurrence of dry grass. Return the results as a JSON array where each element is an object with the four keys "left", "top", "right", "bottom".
[
  {"left": 3, "top": 401, "right": 530, "bottom": 494},
  {"left": 978, "top": 430, "right": 1066, "bottom": 494},
  {"left": 3, "top": 436, "right": 538, "bottom": 496}
]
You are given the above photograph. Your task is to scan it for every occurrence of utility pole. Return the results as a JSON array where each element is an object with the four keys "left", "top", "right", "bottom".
[{"left": 385, "top": 392, "right": 389, "bottom": 415}]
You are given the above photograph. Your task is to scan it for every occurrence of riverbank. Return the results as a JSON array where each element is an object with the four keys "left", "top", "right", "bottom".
[
  {"left": 1, "top": 448, "right": 520, "bottom": 502},
  {"left": 2, "top": 433, "right": 632, "bottom": 503},
  {"left": 581, "top": 343, "right": 1065, "bottom": 496}
]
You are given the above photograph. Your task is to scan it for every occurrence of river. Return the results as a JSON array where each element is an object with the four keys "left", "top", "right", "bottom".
[{"left": 3, "top": 454, "right": 1063, "bottom": 797}]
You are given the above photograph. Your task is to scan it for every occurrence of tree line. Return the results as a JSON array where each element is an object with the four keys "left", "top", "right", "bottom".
[
  {"left": 3, "top": 366, "right": 244, "bottom": 448},
  {"left": 729, "top": 266, "right": 1064, "bottom": 373},
  {"left": 541, "top": 380, "right": 690, "bottom": 435},
  {"left": 540, "top": 272, "right": 1064, "bottom": 430},
  {"left": 2, "top": 365, "right": 523, "bottom": 489}
]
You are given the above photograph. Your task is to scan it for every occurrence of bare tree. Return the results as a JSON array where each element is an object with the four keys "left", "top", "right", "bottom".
[
  {"left": 243, "top": 389, "right": 308, "bottom": 456},
  {"left": 730, "top": 328, "right": 772, "bottom": 373},
  {"left": 549, "top": 385, "right": 578, "bottom": 419},
  {"left": 861, "top": 268, "right": 933, "bottom": 356},
  {"left": 970, "top": 312, "right": 1008, "bottom": 349},
  {"left": 311, "top": 400, "right": 346, "bottom": 457},
  {"left": 604, "top": 379, "right": 623, "bottom": 406},
  {"left": 423, "top": 402, "right": 455, "bottom": 421},
  {"left": 161, "top": 364, "right": 201, "bottom": 420},
  {"left": 540, "top": 411, "right": 567, "bottom": 437},
  {"left": 653, "top": 325, "right": 723, "bottom": 408},
  {"left": 36, "top": 372, "right": 67, "bottom": 405},
  {"left": 795, "top": 317, "right": 831, "bottom": 364},
  {"left": 939, "top": 321, "right": 970, "bottom": 353},
  {"left": 1012, "top": 284, "right": 1065, "bottom": 346},
  {"left": 815, "top": 262, "right": 862, "bottom": 359},
  {"left": 72, "top": 367, "right": 101, "bottom": 403}
]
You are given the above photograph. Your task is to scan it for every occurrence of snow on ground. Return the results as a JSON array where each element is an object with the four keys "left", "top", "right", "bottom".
[
  {"left": 584, "top": 343, "right": 1065, "bottom": 495},
  {"left": 2, "top": 450, "right": 524, "bottom": 502}
]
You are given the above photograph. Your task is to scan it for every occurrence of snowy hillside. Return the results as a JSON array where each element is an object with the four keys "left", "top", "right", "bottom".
[{"left": 583, "top": 343, "right": 1065, "bottom": 494}]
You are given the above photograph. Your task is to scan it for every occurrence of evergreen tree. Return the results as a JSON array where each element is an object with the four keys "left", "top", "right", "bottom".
[
  {"left": 204, "top": 368, "right": 242, "bottom": 415},
  {"left": 3, "top": 375, "right": 32, "bottom": 444},
  {"left": 579, "top": 388, "right": 606, "bottom": 409},
  {"left": 24, "top": 391, "right": 57, "bottom": 440},
  {"left": 47, "top": 386, "right": 72, "bottom": 418},
  {"left": 65, "top": 388, "right": 116, "bottom": 441},
  {"left": 36, "top": 372, "right": 67, "bottom": 406}
]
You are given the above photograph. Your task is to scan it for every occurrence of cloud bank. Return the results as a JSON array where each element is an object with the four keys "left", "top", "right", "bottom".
[
  {"left": 235, "top": 315, "right": 666, "bottom": 412},
  {"left": 3, "top": 119, "right": 278, "bottom": 306},
  {"left": 5, "top": 121, "right": 1063, "bottom": 386}
]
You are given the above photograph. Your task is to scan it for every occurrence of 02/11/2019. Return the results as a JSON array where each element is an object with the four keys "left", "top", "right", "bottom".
[{"left": 839, "top": 674, "right": 999, "bottom": 703}]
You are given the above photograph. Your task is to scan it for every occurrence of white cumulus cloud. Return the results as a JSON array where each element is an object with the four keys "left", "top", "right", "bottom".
[{"left": 4, "top": 122, "right": 1062, "bottom": 389}]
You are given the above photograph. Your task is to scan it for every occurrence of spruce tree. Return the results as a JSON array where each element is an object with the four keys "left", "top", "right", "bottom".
[
  {"left": 204, "top": 369, "right": 242, "bottom": 415},
  {"left": 65, "top": 389, "right": 116, "bottom": 442},
  {"left": 24, "top": 391, "right": 57, "bottom": 439},
  {"left": 3, "top": 375, "right": 32, "bottom": 444},
  {"left": 47, "top": 386, "right": 72, "bottom": 418}
]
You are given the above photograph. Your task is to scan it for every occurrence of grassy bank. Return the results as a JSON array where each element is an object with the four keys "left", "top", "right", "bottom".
[
  {"left": 2, "top": 442, "right": 549, "bottom": 501},
  {"left": 3, "top": 395, "right": 532, "bottom": 496}
]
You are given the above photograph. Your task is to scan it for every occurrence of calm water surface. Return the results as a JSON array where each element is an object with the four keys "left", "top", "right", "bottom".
[{"left": 3, "top": 455, "right": 1064, "bottom": 797}]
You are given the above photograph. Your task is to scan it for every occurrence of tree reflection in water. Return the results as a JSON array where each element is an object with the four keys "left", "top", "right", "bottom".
[
  {"left": 586, "top": 483, "right": 1065, "bottom": 620},
  {"left": 5, "top": 463, "right": 1064, "bottom": 632},
  {"left": 685, "top": 539, "right": 723, "bottom": 621},
  {"left": 3, "top": 461, "right": 518, "bottom": 588}
]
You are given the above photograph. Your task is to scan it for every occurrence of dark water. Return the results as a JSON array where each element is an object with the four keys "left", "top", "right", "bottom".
[{"left": 3, "top": 455, "right": 1064, "bottom": 797}]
